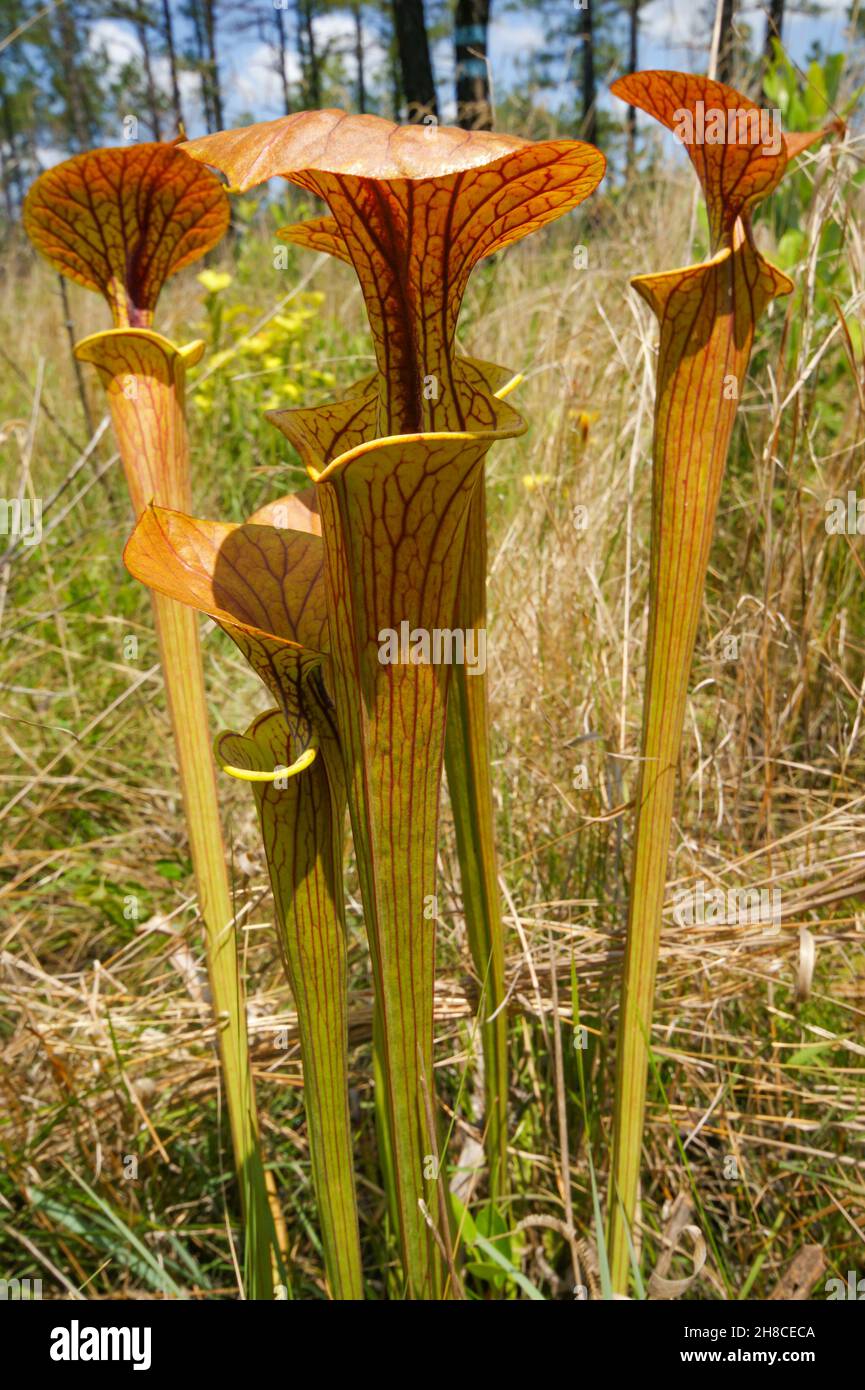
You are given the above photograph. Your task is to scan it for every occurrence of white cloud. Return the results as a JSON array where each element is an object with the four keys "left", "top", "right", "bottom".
[
  {"left": 85, "top": 16, "right": 204, "bottom": 137},
  {"left": 35, "top": 145, "right": 69, "bottom": 169},
  {"left": 489, "top": 15, "right": 545, "bottom": 63},
  {"left": 221, "top": 15, "right": 387, "bottom": 124},
  {"left": 227, "top": 40, "right": 302, "bottom": 120},
  {"left": 642, "top": 0, "right": 853, "bottom": 66},
  {"left": 87, "top": 17, "right": 139, "bottom": 71}
]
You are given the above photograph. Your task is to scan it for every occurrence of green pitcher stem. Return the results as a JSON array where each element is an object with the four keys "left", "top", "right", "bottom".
[
  {"left": 312, "top": 437, "right": 488, "bottom": 1298},
  {"left": 152, "top": 592, "right": 275, "bottom": 1298},
  {"left": 76, "top": 328, "right": 278, "bottom": 1299},
  {"left": 276, "top": 897, "right": 363, "bottom": 1298},
  {"left": 606, "top": 231, "right": 788, "bottom": 1293},
  {"left": 445, "top": 480, "right": 509, "bottom": 1204},
  {"left": 247, "top": 711, "right": 364, "bottom": 1301}
]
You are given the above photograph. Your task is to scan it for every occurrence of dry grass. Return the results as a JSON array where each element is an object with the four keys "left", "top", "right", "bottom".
[{"left": 2, "top": 138, "right": 864, "bottom": 1298}]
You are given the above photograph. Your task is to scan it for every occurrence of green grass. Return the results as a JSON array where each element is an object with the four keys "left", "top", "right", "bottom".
[{"left": 2, "top": 163, "right": 864, "bottom": 1298}]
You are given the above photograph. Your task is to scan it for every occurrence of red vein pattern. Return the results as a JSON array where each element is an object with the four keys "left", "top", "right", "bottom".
[
  {"left": 21, "top": 151, "right": 277, "bottom": 1292},
  {"left": 124, "top": 506, "right": 329, "bottom": 735},
  {"left": 70, "top": 336, "right": 271, "bottom": 1292},
  {"left": 216, "top": 710, "right": 363, "bottom": 1300},
  {"left": 126, "top": 501, "right": 362, "bottom": 1294},
  {"left": 314, "top": 430, "right": 498, "bottom": 1296},
  {"left": 23, "top": 143, "right": 229, "bottom": 327},
  {"left": 443, "top": 475, "right": 509, "bottom": 1200},
  {"left": 183, "top": 113, "right": 604, "bottom": 435},
  {"left": 75, "top": 330, "right": 203, "bottom": 515},
  {"left": 182, "top": 109, "right": 606, "bottom": 1294},
  {"left": 606, "top": 72, "right": 830, "bottom": 1293},
  {"left": 611, "top": 72, "right": 826, "bottom": 252}
]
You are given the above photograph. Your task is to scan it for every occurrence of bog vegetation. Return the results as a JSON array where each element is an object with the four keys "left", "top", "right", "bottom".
[{"left": 1, "top": 27, "right": 864, "bottom": 1301}]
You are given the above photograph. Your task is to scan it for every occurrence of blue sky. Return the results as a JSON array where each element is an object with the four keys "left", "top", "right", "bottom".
[
  {"left": 76, "top": 0, "right": 856, "bottom": 146},
  {"left": 487, "top": 1, "right": 852, "bottom": 112}
]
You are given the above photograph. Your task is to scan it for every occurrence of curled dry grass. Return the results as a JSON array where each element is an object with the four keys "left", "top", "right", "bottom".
[{"left": 1, "top": 144, "right": 864, "bottom": 1298}]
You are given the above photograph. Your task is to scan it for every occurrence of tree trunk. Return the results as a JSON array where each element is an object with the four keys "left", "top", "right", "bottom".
[
  {"left": 160, "top": 0, "right": 185, "bottom": 132},
  {"left": 579, "top": 0, "right": 596, "bottom": 145},
  {"left": 274, "top": 5, "right": 292, "bottom": 114},
  {"left": 353, "top": 2, "right": 366, "bottom": 113},
  {"left": 298, "top": 0, "right": 321, "bottom": 107},
  {"left": 0, "top": 138, "right": 15, "bottom": 222},
  {"left": 202, "top": 0, "right": 224, "bottom": 129},
  {"left": 189, "top": 0, "right": 214, "bottom": 129},
  {"left": 626, "top": 0, "right": 638, "bottom": 172},
  {"left": 0, "top": 84, "right": 23, "bottom": 216},
  {"left": 54, "top": 6, "right": 97, "bottom": 149},
  {"left": 455, "top": 0, "right": 492, "bottom": 131},
  {"left": 392, "top": 0, "right": 438, "bottom": 122},
  {"left": 390, "top": 27, "right": 402, "bottom": 119},
  {"left": 716, "top": 0, "right": 737, "bottom": 86},
  {"left": 762, "top": 0, "right": 784, "bottom": 63},
  {"left": 135, "top": 16, "right": 163, "bottom": 139}
]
